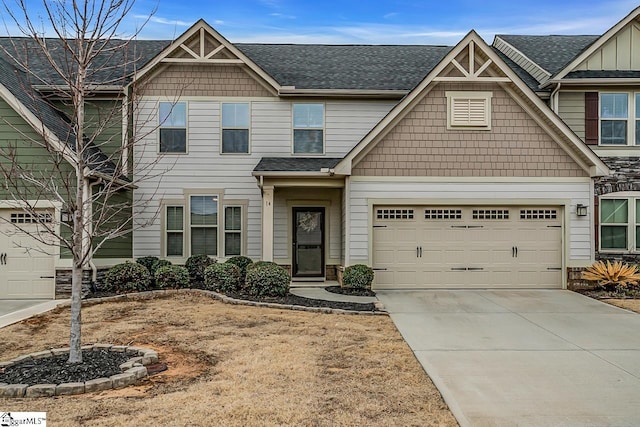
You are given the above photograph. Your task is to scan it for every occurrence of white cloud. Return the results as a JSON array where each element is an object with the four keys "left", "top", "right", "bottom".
[
  {"left": 134, "top": 15, "right": 191, "bottom": 27},
  {"left": 270, "top": 13, "right": 296, "bottom": 20}
]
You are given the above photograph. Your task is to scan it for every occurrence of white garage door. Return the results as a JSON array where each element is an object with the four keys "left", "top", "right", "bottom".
[
  {"left": 0, "top": 210, "right": 56, "bottom": 299},
  {"left": 373, "top": 206, "right": 562, "bottom": 289}
]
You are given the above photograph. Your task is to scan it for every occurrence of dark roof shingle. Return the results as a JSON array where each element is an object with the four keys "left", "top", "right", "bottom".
[{"left": 254, "top": 157, "right": 342, "bottom": 172}]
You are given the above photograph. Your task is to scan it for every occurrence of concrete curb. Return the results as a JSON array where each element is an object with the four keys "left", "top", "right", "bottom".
[{"left": 0, "top": 299, "right": 70, "bottom": 329}]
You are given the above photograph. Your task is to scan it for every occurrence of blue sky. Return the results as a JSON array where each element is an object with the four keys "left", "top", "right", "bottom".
[{"left": 2, "top": 0, "right": 639, "bottom": 45}]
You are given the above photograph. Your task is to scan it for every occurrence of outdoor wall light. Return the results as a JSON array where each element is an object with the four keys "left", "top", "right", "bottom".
[
  {"left": 576, "top": 204, "right": 588, "bottom": 217},
  {"left": 61, "top": 211, "right": 72, "bottom": 222}
]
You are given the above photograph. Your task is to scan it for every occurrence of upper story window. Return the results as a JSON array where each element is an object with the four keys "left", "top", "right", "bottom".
[
  {"left": 159, "top": 102, "right": 187, "bottom": 153},
  {"left": 599, "top": 93, "right": 639, "bottom": 146},
  {"left": 293, "top": 103, "right": 324, "bottom": 154},
  {"left": 222, "top": 103, "right": 250, "bottom": 154},
  {"left": 446, "top": 91, "right": 492, "bottom": 130},
  {"left": 600, "top": 196, "right": 640, "bottom": 252}
]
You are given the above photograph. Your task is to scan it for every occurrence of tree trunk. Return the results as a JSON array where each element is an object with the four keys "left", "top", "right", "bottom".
[{"left": 68, "top": 263, "right": 83, "bottom": 363}]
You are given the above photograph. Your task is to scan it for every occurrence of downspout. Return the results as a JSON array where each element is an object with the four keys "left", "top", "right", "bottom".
[{"left": 550, "top": 82, "right": 561, "bottom": 114}]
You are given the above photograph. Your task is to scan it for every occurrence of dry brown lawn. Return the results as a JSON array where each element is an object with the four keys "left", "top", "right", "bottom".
[
  {"left": 0, "top": 293, "right": 457, "bottom": 426},
  {"left": 602, "top": 298, "right": 640, "bottom": 313}
]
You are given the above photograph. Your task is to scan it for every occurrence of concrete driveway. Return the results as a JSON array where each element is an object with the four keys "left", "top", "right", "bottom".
[
  {"left": 377, "top": 290, "right": 640, "bottom": 426},
  {"left": 0, "top": 299, "right": 65, "bottom": 328}
]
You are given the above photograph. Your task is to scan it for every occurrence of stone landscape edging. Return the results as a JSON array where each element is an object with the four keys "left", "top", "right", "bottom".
[
  {"left": 0, "top": 344, "right": 158, "bottom": 398},
  {"left": 63, "top": 288, "right": 388, "bottom": 315}
]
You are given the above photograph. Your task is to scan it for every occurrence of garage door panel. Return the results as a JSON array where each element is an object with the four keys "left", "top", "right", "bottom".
[{"left": 373, "top": 205, "right": 563, "bottom": 289}]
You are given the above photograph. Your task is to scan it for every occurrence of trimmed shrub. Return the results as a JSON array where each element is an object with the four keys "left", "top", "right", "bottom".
[
  {"left": 246, "top": 262, "right": 290, "bottom": 297},
  {"left": 185, "top": 254, "right": 216, "bottom": 286},
  {"left": 136, "top": 256, "right": 159, "bottom": 274},
  {"left": 155, "top": 265, "right": 190, "bottom": 289},
  {"left": 204, "top": 263, "right": 241, "bottom": 293},
  {"left": 105, "top": 262, "right": 151, "bottom": 294},
  {"left": 150, "top": 259, "right": 172, "bottom": 277},
  {"left": 342, "top": 264, "right": 374, "bottom": 289},
  {"left": 226, "top": 256, "right": 253, "bottom": 285}
]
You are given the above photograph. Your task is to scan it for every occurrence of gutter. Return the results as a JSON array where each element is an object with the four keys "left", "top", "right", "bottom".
[
  {"left": 540, "top": 78, "right": 640, "bottom": 89},
  {"left": 277, "top": 87, "right": 408, "bottom": 99}
]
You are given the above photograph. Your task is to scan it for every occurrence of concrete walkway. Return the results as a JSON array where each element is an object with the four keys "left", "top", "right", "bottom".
[
  {"left": 290, "top": 286, "right": 377, "bottom": 303},
  {"left": 0, "top": 299, "right": 69, "bottom": 329},
  {"left": 377, "top": 290, "right": 640, "bottom": 426}
]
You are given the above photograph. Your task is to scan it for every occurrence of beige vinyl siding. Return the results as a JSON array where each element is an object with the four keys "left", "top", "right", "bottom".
[
  {"left": 576, "top": 22, "right": 640, "bottom": 70},
  {"left": 347, "top": 179, "right": 593, "bottom": 264},
  {"left": 133, "top": 98, "right": 394, "bottom": 259},
  {"left": 557, "top": 92, "right": 586, "bottom": 141}
]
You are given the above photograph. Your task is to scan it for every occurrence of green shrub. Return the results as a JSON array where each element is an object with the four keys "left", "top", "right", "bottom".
[
  {"left": 150, "top": 259, "right": 172, "bottom": 277},
  {"left": 105, "top": 262, "right": 151, "bottom": 294},
  {"left": 342, "top": 264, "right": 374, "bottom": 289},
  {"left": 246, "top": 262, "right": 290, "bottom": 297},
  {"left": 185, "top": 254, "right": 216, "bottom": 286},
  {"left": 155, "top": 265, "right": 190, "bottom": 289},
  {"left": 226, "top": 256, "right": 253, "bottom": 285},
  {"left": 204, "top": 263, "right": 241, "bottom": 293},
  {"left": 136, "top": 256, "right": 159, "bottom": 274}
]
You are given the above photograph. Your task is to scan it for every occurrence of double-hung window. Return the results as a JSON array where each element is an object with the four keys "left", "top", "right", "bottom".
[
  {"left": 600, "top": 196, "right": 640, "bottom": 252},
  {"left": 600, "top": 93, "right": 628, "bottom": 145},
  {"left": 159, "top": 102, "right": 187, "bottom": 153},
  {"left": 222, "top": 103, "right": 250, "bottom": 153},
  {"left": 636, "top": 93, "right": 640, "bottom": 145},
  {"left": 190, "top": 195, "right": 218, "bottom": 256},
  {"left": 293, "top": 103, "right": 324, "bottom": 154},
  {"left": 166, "top": 206, "right": 184, "bottom": 257}
]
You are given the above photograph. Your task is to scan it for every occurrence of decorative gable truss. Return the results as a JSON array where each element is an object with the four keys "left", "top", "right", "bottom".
[
  {"left": 132, "top": 20, "right": 280, "bottom": 95},
  {"left": 335, "top": 31, "right": 610, "bottom": 177}
]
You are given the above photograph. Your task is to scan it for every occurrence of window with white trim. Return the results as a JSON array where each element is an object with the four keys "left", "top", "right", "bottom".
[
  {"left": 293, "top": 103, "right": 324, "bottom": 154},
  {"left": 222, "top": 103, "right": 250, "bottom": 153},
  {"left": 190, "top": 195, "right": 218, "bottom": 256},
  {"left": 446, "top": 91, "right": 492, "bottom": 129},
  {"left": 166, "top": 206, "right": 184, "bottom": 257},
  {"left": 599, "top": 196, "right": 640, "bottom": 251},
  {"left": 599, "top": 92, "right": 639, "bottom": 146},
  {"left": 159, "top": 102, "right": 187, "bottom": 153},
  {"left": 224, "top": 206, "right": 243, "bottom": 256}
]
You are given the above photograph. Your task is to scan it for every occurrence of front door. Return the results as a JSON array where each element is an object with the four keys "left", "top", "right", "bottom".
[{"left": 292, "top": 207, "right": 325, "bottom": 278}]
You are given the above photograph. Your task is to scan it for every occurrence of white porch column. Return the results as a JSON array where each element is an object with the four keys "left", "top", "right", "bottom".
[{"left": 261, "top": 185, "right": 274, "bottom": 261}]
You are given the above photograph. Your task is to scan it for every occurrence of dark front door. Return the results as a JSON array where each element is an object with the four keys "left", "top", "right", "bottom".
[{"left": 292, "top": 207, "right": 325, "bottom": 277}]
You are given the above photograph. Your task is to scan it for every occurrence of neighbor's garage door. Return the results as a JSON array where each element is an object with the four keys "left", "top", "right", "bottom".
[
  {"left": 0, "top": 210, "right": 55, "bottom": 299},
  {"left": 373, "top": 206, "right": 562, "bottom": 289}
]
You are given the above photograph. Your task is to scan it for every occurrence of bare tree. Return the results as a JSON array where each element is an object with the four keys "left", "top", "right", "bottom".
[{"left": 0, "top": 0, "right": 161, "bottom": 363}]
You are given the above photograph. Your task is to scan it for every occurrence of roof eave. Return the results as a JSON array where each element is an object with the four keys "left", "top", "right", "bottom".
[
  {"left": 541, "top": 77, "right": 640, "bottom": 88},
  {"left": 277, "top": 87, "right": 409, "bottom": 98}
]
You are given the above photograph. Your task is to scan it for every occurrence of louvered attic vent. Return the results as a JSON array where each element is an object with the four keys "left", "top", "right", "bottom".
[{"left": 446, "top": 91, "right": 492, "bottom": 130}]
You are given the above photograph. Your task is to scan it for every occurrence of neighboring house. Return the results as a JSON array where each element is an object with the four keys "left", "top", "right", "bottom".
[
  {"left": 493, "top": 5, "right": 640, "bottom": 265},
  {"left": 0, "top": 39, "right": 166, "bottom": 299},
  {"left": 131, "top": 21, "right": 607, "bottom": 290}
]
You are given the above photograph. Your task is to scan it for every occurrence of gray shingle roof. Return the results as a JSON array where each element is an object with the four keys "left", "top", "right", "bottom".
[
  {"left": 496, "top": 35, "right": 599, "bottom": 76},
  {"left": 492, "top": 48, "right": 543, "bottom": 92},
  {"left": 254, "top": 157, "right": 343, "bottom": 172},
  {"left": 565, "top": 70, "right": 640, "bottom": 79},
  {"left": 237, "top": 44, "right": 453, "bottom": 90},
  {"left": 0, "top": 38, "right": 170, "bottom": 86}
]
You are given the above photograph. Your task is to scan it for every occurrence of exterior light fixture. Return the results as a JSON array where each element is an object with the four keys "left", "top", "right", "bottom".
[{"left": 576, "top": 204, "right": 588, "bottom": 217}]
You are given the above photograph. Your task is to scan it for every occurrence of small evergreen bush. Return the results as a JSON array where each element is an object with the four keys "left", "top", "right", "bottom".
[
  {"left": 342, "top": 264, "right": 374, "bottom": 289},
  {"left": 155, "top": 265, "right": 190, "bottom": 289},
  {"left": 105, "top": 262, "right": 151, "bottom": 294},
  {"left": 246, "top": 262, "right": 290, "bottom": 297},
  {"left": 226, "top": 256, "right": 253, "bottom": 285},
  {"left": 204, "top": 263, "right": 241, "bottom": 293},
  {"left": 185, "top": 254, "right": 216, "bottom": 286},
  {"left": 136, "top": 256, "right": 159, "bottom": 274},
  {"left": 150, "top": 259, "right": 172, "bottom": 277}
]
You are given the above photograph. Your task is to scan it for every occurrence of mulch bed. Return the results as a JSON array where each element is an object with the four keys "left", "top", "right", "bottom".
[
  {"left": 223, "top": 290, "right": 378, "bottom": 312},
  {"left": 573, "top": 288, "right": 640, "bottom": 299},
  {"left": 324, "top": 286, "right": 376, "bottom": 297},
  {"left": 0, "top": 350, "right": 130, "bottom": 386}
]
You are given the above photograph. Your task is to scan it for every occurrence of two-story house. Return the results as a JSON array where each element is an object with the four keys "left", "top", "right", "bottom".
[
  {"left": 494, "top": 6, "right": 640, "bottom": 273},
  {"left": 130, "top": 21, "right": 606, "bottom": 291}
]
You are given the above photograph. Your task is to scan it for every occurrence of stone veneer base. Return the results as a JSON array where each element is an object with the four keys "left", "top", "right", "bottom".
[{"left": 0, "top": 344, "right": 158, "bottom": 398}]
